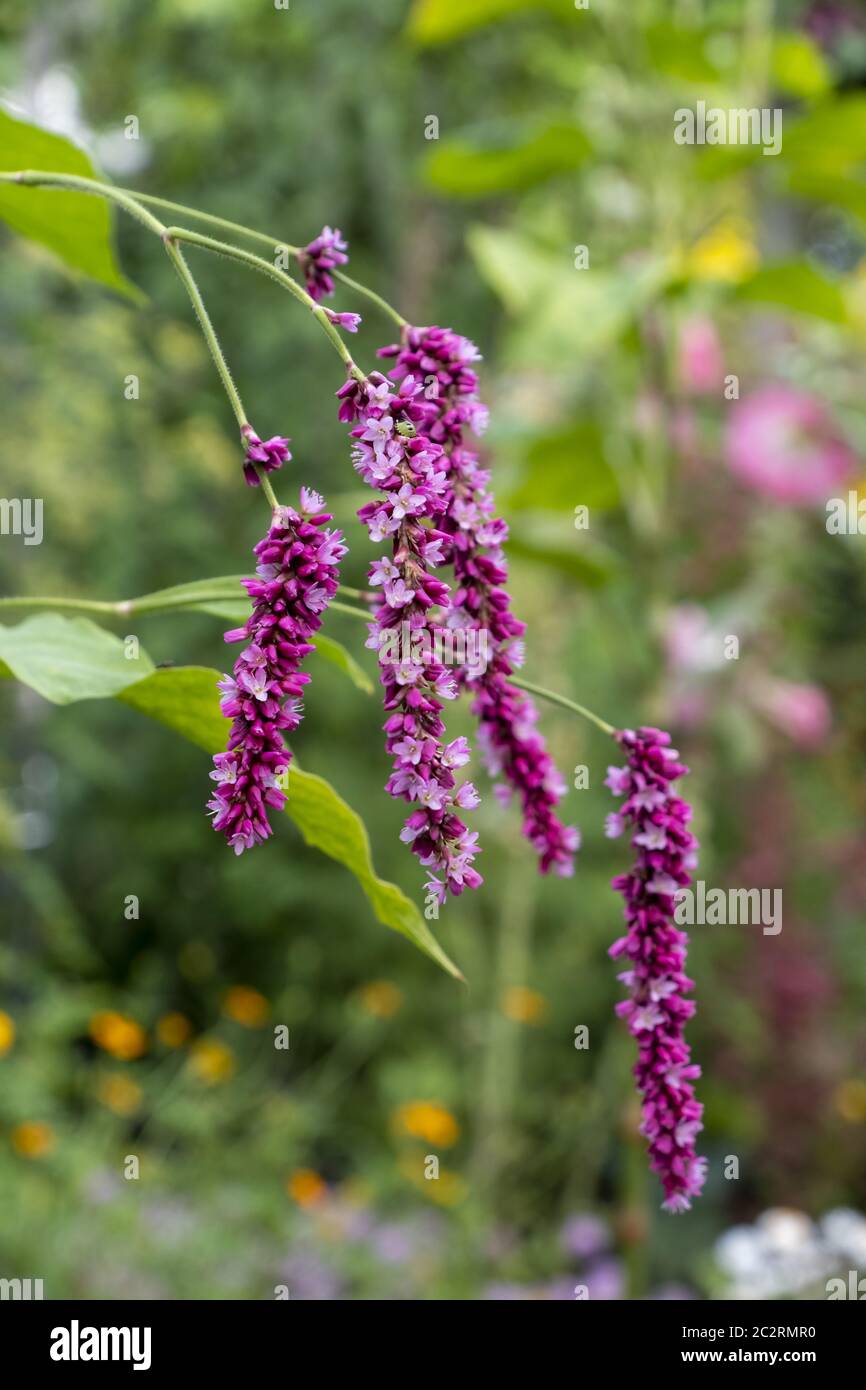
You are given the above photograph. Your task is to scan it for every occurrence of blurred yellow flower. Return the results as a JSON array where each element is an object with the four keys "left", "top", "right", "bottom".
[
  {"left": 188, "top": 1038, "right": 235, "bottom": 1084},
  {"left": 398, "top": 1154, "right": 466, "bottom": 1206},
  {"left": 156, "top": 1012, "right": 193, "bottom": 1048},
  {"left": 684, "top": 218, "right": 759, "bottom": 283},
  {"left": 394, "top": 1100, "right": 459, "bottom": 1147},
  {"left": 98, "top": 1073, "right": 142, "bottom": 1116},
  {"left": 223, "top": 985, "right": 269, "bottom": 1028},
  {"left": 11, "top": 1121, "right": 55, "bottom": 1158},
  {"left": 501, "top": 986, "right": 547, "bottom": 1024},
  {"left": 0, "top": 1010, "right": 15, "bottom": 1056},
  {"left": 835, "top": 1079, "right": 866, "bottom": 1124},
  {"left": 89, "top": 1010, "right": 147, "bottom": 1061},
  {"left": 358, "top": 980, "right": 403, "bottom": 1018},
  {"left": 286, "top": 1167, "right": 327, "bottom": 1207}
]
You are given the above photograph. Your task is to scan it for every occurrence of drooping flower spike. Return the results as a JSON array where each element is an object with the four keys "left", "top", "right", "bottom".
[
  {"left": 208, "top": 490, "right": 346, "bottom": 854},
  {"left": 298, "top": 225, "right": 349, "bottom": 302},
  {"left": 336, "top": 370, "right": 482, "bottom": 902},
  {"left": 379, "top": 326, "right": 579, "bottom": 877},
  {"left": 241, "top": 425, "right": 291, "bottom": 489},
  {"left": 606, "top": 726, "right": 706, "bottom": 1212}
]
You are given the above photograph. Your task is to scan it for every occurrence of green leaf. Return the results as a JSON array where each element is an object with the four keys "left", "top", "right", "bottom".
[
  {"left": 782, "top": 96, "right": 866, "bottom": 176},
  {"left": 785, "top": 171, "right": 866, "bottom": 234},
  {"left": 127, "top": 574, "right": 248, "bottom": 616},
  {"left": 0, "top": 615, "right": 153, "bottom": 704},
  {"left": 0, "top": 106, "right": 139, "bottom": 298},
  {"left": 506, "top": 531, "right": 615, "bottom": 587},
  {"left": 772, "top": 33, "right": 831, "bottom": 99},
  {"left": 310, "top": 634, "right": 374, "bottom": 695},
  {"left": 127, "top": 576, "right": 374, "bottom": 692},
  {"left": 644, "top": 22, "right": 723, "bottom": 84},
  {"left": 406, "top": 0, "right": 569, "bottom": 45},
  {"left": 509, "top": 423, "right": 620, "bottom": 512},
  {"left": 424, "top": 123, "right": 590, "bottom": 197},
  {"left": 468, "top": 225, "right": 672, "bottom": 362},
  {"left": 117, "top": 666, "right": 462, "bottom": 980},
  {"left": 736, "top": 261, "right": 848, "bottom": 325}
]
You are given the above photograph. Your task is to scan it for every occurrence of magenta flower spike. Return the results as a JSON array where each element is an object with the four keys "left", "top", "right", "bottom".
[
  {"left": 208, "top": 490, "right": 346, "bottom": 853},
  {"left": 336, "top": 369, "right": 482, "bottom": 902},
  {"left": 378, "top": 326, "right": 579, "bottom": 877},
  {"left": 606, "top": 726, "right": 706, "bottom": 1211}
]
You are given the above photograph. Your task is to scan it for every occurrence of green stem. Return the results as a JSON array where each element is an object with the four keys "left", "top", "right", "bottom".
[
  {"left": 509, "top": 674, "right": 616, "bottom": 736},
  {"left": 0, "top": 595, "right": 120, "bottom": 617},
  {"left": 0, "top": 585, "right": 373, "bottom": 620},
  {"left": 0, "top": 171, "right": 407, "bottom": 326},
  {"left": 164, "top": 226, "right": 365, "bottom": 380},
  {"left": 110, "top": 186, "right": 407, "bottom": 326},
  {"left": 161, "top": 234, "right": 280, "bottom": 510},
  {"left": 0, "top": 169, "right": 167, "bottom": 236}
]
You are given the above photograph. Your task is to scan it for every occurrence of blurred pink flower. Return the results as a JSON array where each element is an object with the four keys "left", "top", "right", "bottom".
[
  {"left": 726, "top": 386, "right": 855, "bottom": 506},
  {"left": 751, "top": 678, "right": 832, "bottom": 748},
  {"left": 677, "top": 316, "right": 724, "bottom": 394},
  {"left": 662, "top": 604, "right": 723, "bottom": 674}
]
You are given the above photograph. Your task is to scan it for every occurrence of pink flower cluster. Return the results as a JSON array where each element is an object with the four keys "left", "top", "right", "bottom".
[
  {"left": 606, "top": 726, "right": 706, "bottom": 1211},
  {"left": 208, "top": 490, "right": 346, "bottom": 854},
  {"left": 379, "top": 326, "right": 579, "bottom": 877},
  {"left": 336, "top": 371, "right": 482, "bottom": 902}
]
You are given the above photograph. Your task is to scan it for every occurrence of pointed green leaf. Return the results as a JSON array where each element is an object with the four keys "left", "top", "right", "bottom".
[
  {"left": 0, "top": 614, "right": 153, "bottom": 704},
  {"left": 0, "top": 106, "right": 139, "bottom": 298},
  {"left": 118, "top": 666, "right": 462, "bottom": 979},
  {"left": 424, "top": 123, "right": 590, "bottom": 197}
]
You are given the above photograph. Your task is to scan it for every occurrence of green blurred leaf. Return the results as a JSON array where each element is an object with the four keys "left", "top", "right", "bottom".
[
  {"left": 736, "top": 261, "right": 848, "bottom": 324},
  {"left": 130, "top": 575, "right": 247, "bottom": 615},
  {"left": 786, "top": 171, "right": 866, "bottom": 233},
  {"left": 0, "top": 615, "right": 153, "bottom": 704},
  {"left": 772, "top": 33, "right": 831, "bottom": 98},
  {"left": 644, "top": 22, "right": 723, "bottom": 83},
  {"left": 407, "top": 0, "right": 570, "bottom": 45},
  {"left": 310, "top": 634, "right": 374, "bottom": 695},
  {"left": 507, "top": 531, "right": 615, "bottom": 586},
  {"left": 117, "top": 666, "right": 462, "bottom": 980},
  {"left": 0, "top": 106, "right": 139, "bottom": 298},
  {"left": 469, "top": 225, "right": 672, "bottom": 362},
  {"left": 510, "top": 423, "right": 620, "bottom": 512},
  {"left": 424, "top": 123, "right": 590, "bottom": 196},
  {"left": 782, "top": 95, "right": 866, "bottom": 175}
]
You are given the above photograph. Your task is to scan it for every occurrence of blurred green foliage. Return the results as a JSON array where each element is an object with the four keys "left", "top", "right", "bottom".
[{"left": 1, "top": 0, "right": 865, "bottom": 1299}]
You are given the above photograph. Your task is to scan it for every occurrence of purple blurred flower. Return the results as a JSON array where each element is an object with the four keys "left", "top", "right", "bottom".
[
  {"left": 560, "top": 1213, "right": 610, "bottom": 1260},
  {"left": 584, "top": 1257, "right": 625, "bottom": 1300},
  {"left": 726, "top": 386, "right": 855, "bottom": 506}
]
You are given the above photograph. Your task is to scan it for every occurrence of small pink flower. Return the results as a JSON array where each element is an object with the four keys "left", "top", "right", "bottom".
[
  {"left": 750, "top": 677, "right": 832, "bottom": 748},
  {"left": 677, "top": 316, "right": 724, "bottom": 394},
  {"left": 726, "top": 386, "right": 855, "bottom": 506}
]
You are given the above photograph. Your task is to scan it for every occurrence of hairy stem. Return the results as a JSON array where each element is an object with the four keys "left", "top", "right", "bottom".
[
  {"left": 0, "top": 585, "right": 371, "bottom": 620},
  {"left": 161, "top": 234, "right": 280, "bottom": 509},
  {"left": 164, "top": 226, "right": 365, "bottom": 381},
  {"left": 508, "top": 675, "right": 616, "bottom": 736},
  {"left": 0, "top": 169, "right": 167, "bottom": 236}
]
